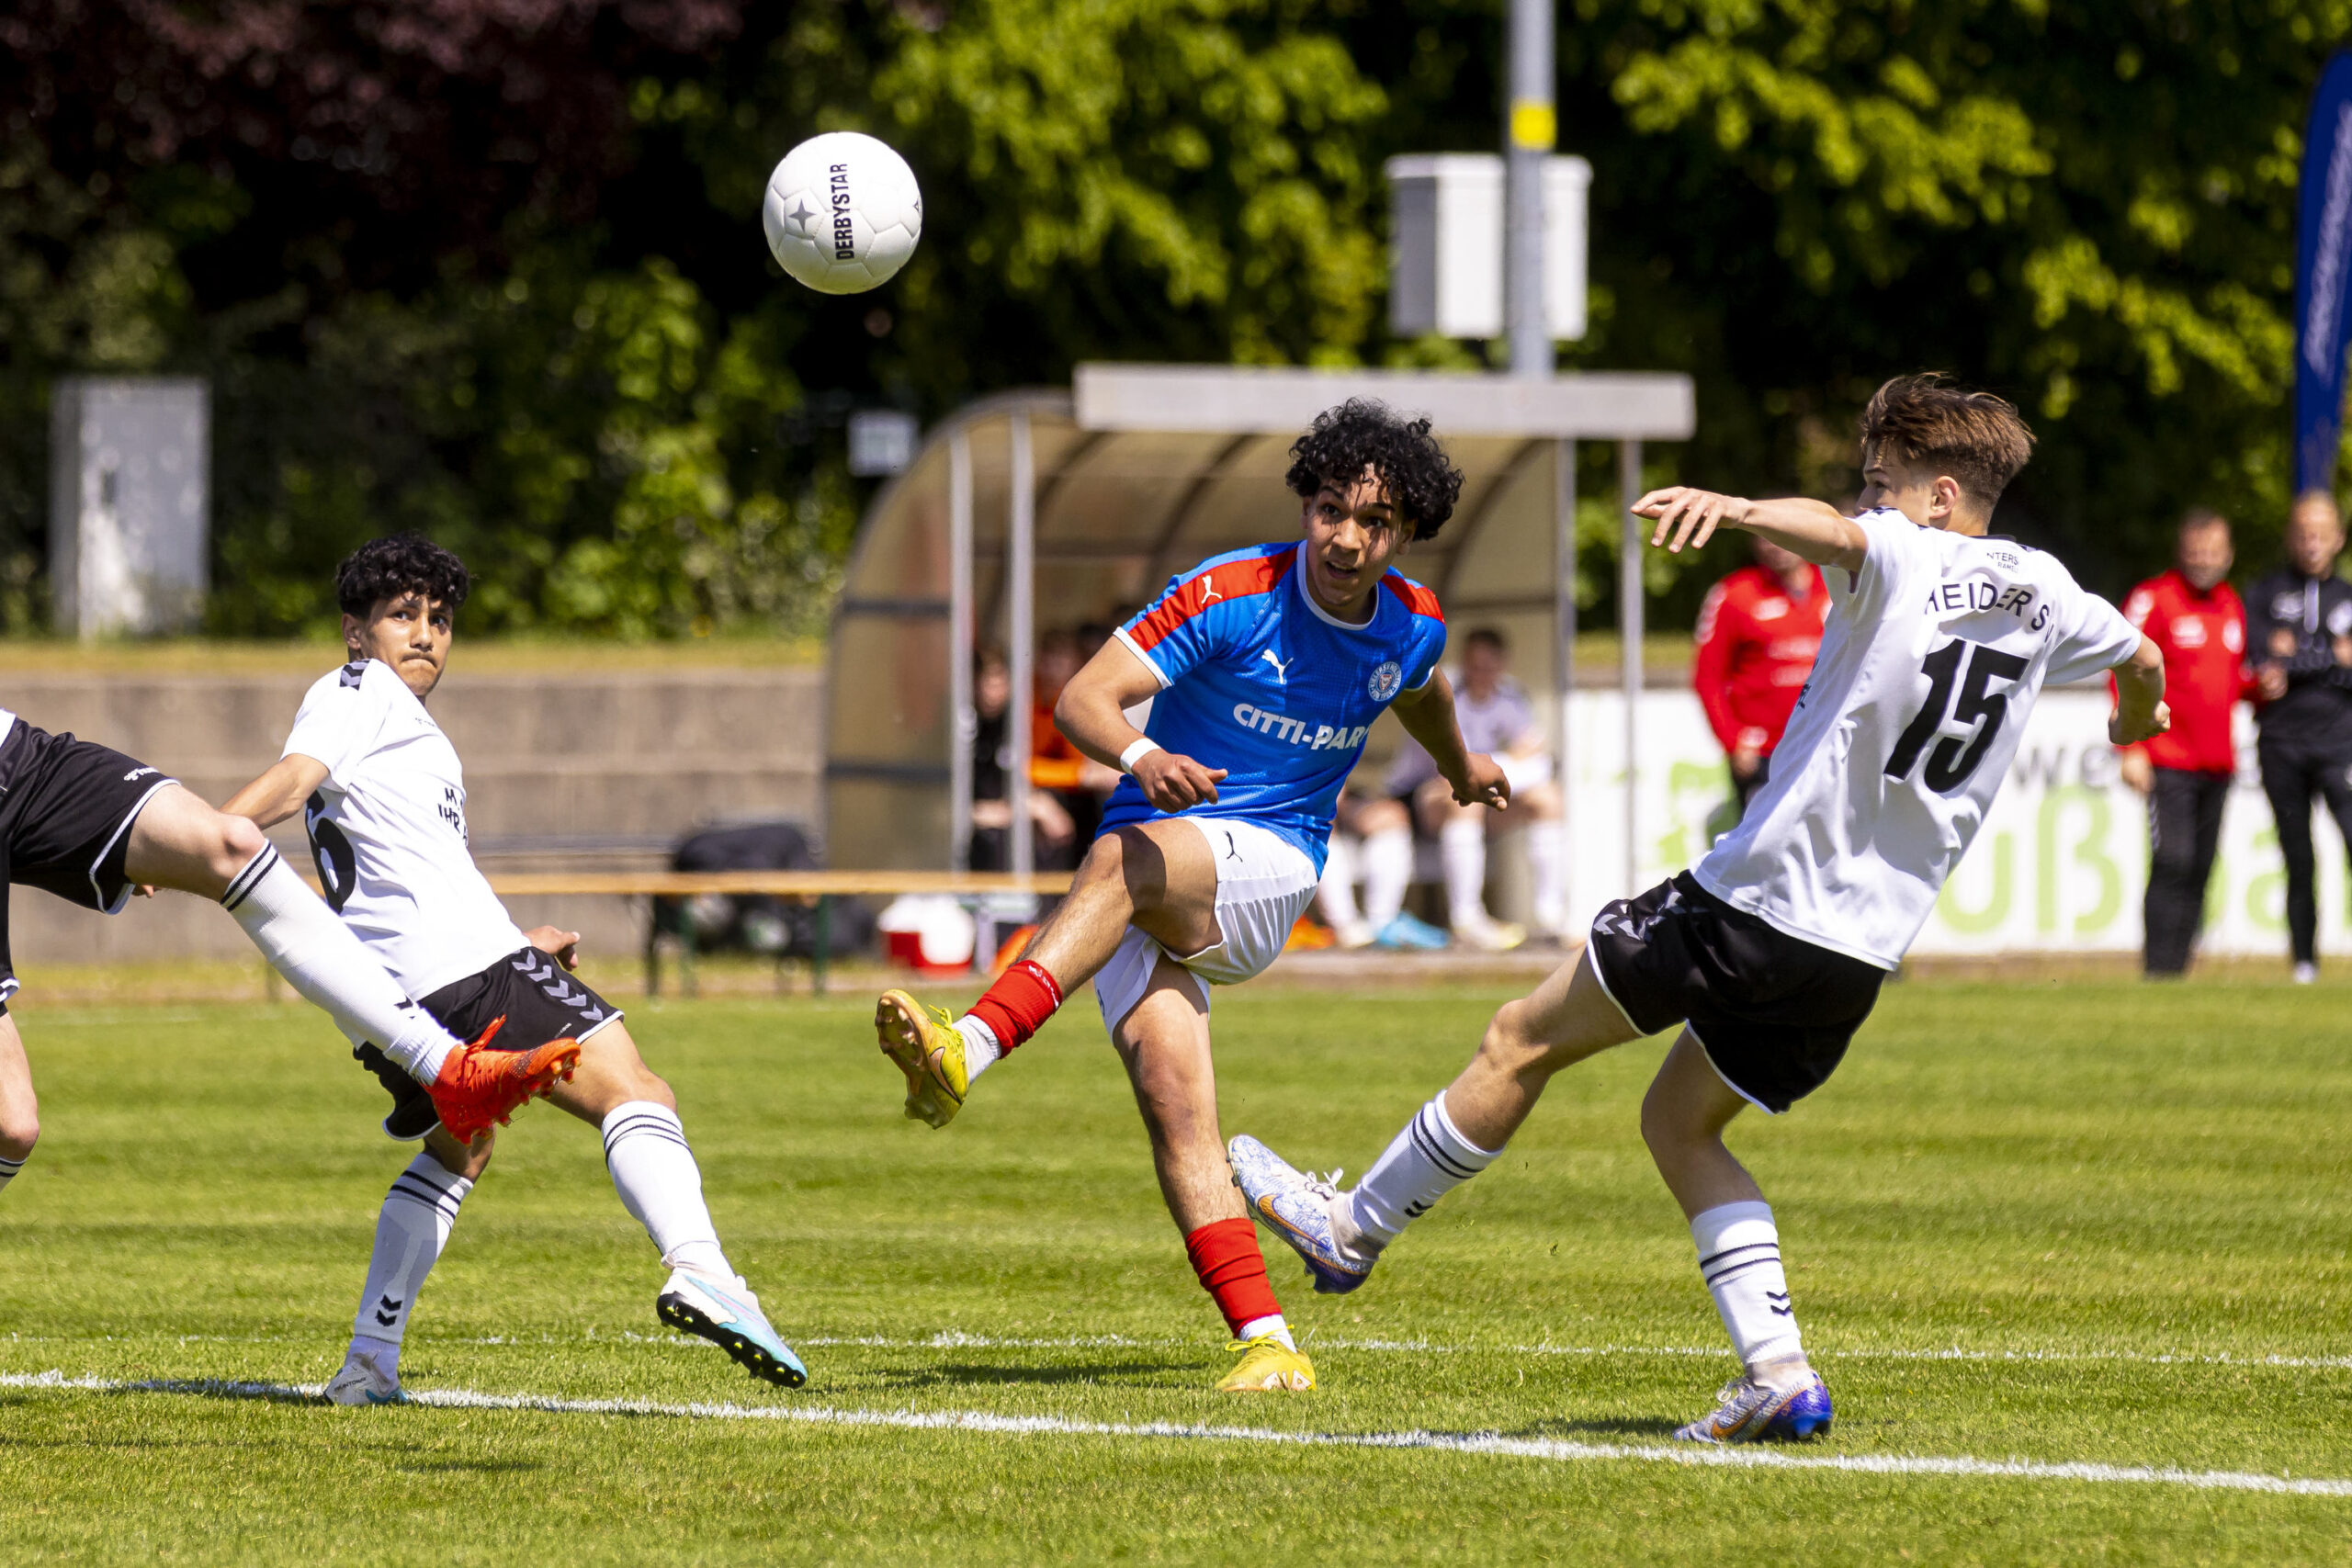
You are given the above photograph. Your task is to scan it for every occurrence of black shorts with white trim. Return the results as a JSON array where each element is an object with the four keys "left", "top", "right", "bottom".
[
  {"left": 1586, "top": 872, "right": 1885, "bottom": 1114},
  {"left": 357, "top": 946, "right": 623, "bottom": 1139},
  {"left": 0, "top": 719, "right": 178, "bottom": 1010}
]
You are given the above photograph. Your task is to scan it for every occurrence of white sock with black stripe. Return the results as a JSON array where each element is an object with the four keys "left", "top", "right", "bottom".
[
  {"left": 1690, "top": 1200, "right": 1804, "bottom": 1375},
  {"left": 220, "top": 847, "right": 459, "bottom": 1082},
  {"left": 347, "top": 1152, "right": 475, "bottom": 1374},
  {"left": 0, "top": 1152, "right": 24, "bottom": 1198},
  {"left": 1346, "top": 1091, "right": 1504, "bottom": 1249},
  {"left": 602, "top": 1101, "right": 732, "bottom": 1280}
]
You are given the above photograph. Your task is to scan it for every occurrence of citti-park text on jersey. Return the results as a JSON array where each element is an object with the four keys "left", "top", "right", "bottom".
[
  {"left": 1927, "top": 577, "right": 2052, "bottom": 633},
  {"left": 1231, "top": 703, "right": 1372, "bottom": 750}
]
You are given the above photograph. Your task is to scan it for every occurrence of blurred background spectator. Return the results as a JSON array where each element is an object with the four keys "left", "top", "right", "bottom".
[
  {"left": 1028, "top": 628, "right": 1122, "bottom": 869},
  {"left": 1383, "top": 628, "right": 1565, "bottom": 950},
  {"left": 2119, "top": 510, "right": 2247, "bottom": 977},
  {"left": 2249, "top": 492, "right": 2352, "bottom": 982},
  {"left": 1317, "top": 789, "right": 1442, "bottom": 952},
  {"left": 1693, "top": 536, "right": 1827, "bottom": 816},
  {"left": 967, "top": 647, "right": 1073, "bottom": 873}
]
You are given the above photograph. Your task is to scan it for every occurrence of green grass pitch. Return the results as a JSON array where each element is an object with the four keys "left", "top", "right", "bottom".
[{"left": 2, "top": 973, "right": 2349, "bottom": 1563}]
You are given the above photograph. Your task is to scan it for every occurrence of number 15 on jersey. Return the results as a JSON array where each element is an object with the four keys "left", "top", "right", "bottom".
[{"left": 1885, "top": 638, "right": 2030, "bottom": 793}]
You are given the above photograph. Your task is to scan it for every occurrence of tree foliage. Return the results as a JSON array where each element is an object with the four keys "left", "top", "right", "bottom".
[{"left": 0, "top": 0, "right": 2345, "bottom": 636}]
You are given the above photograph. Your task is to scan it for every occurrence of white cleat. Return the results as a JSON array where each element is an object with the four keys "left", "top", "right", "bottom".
[{"left": 322, "top": 1352, "right": 409, "bottom": 1406}]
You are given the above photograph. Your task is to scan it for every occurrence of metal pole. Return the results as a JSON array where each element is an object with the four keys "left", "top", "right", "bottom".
[
  {"left": 1552, "top": 436, "right": 1577, "bottom": 919},
  {"left": 1007, "top": 412, "right": 1036, "bottom": 884},
  {"left": 948, "top": 432, "right": 976, "bottom": 873},
  {"left": 1505, "top": 0, "right": 1555, "bottom": 378},
  {"left": 1618, "top": 438, "right": 1643, "bottom": 896}
]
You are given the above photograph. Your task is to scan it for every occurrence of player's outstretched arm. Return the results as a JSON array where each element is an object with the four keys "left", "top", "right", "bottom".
[
  {"left": 1055, "top": 637, "right": 1228, "bottom": 812},
  {"left": 1635, "top": 488, "right": 1867, "bottom": 574},
  {"left": 220, "top": 754, "right": 330, "bottom": 830},
  {"left": 1391, "top": 669, "right": 1509, "bottom": 809},
  {"left": 2109, "top": 634, "right": 2171, "bottom": 747}
]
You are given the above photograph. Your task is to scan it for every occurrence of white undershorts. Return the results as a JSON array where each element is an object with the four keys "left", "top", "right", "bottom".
[{"left": 1092, "top": 818, "right": 1321, "bottom": 1031}]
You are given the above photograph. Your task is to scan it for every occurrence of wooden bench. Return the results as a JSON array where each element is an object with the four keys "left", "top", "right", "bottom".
[{"left": 479, "top": 870, "right": 1075, "bottom": 998}]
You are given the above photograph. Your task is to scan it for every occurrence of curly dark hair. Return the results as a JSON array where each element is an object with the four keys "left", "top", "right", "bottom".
[
  {"left": 1284, "top": 398, "right": 1465, "bottom": 540},
  {"left": 334, "top": 535, "right": 471, "bottom": 618}
]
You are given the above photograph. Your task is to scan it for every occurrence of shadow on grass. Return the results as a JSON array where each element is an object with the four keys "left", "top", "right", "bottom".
[
  {"left": 874, "top": 1359, "right": 1197, "bottom": 1391},
  {"left": 1499, "top": 1415, "right": 1684, "bottom": 1440},
  {"left": 395, "top": 1458, "right": 545, "bottom": 1474},
  {"left": 113, "top": 1377, "right": 322, "bottom": 1407}
]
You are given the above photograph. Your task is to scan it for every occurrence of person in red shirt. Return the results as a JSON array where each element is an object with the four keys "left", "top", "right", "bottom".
[
  {"left": 1692, "top": 536, "right": 1827, "bottom": 813},
  {"left": 2117, "top": 510, "right": 2248, "bottom": 976}
]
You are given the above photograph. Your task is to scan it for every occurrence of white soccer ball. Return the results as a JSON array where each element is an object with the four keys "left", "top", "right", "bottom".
[{"left": 762, "top": 132, "right": 923, "bottom": 295}]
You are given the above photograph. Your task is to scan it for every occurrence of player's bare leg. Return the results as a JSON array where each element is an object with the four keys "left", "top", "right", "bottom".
[
  {"left": 120, "top": 784, "right": 565, "bottom": 1137},
  {"left": 876, "top": 819, "right": 1222, "bottom": 1126},
  {"left": 1109, "top": 959, "right": 1241, "bottom": 1235},
  {"left": 1110, "top": 953, "right": 1310, "bottom": 1392},
  {"left": 1639, "top": 1032, "right": 1766, "bottom": 1219},
  {"left": 1231, "top": 945, "right": 1628, "bottom": 1290},
  {"left": 334, "top": 1019, "right": 804, "bottom": 1401},
  {"left": 1640, "top": 1032, "right": 1826, "bottom": 1438},
  {"left": 0, "top": 1014, "right": 38, "bottom": 1196},
  {"left": 1434, "top": 946, "right": 1644, "bottom": 1149}
]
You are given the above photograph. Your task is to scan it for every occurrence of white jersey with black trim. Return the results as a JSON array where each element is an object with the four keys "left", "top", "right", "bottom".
[
  {"left": 280, "top": 659, "right": 526, "bottom": 999},
  {"left": 1693, "top": 508, "right": 2140, "bottom": 970}
]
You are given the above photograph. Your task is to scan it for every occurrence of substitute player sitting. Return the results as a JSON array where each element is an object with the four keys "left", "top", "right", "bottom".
[
  {"left": 222, "top": 536, "right": 804, "bottom": 1404},
  {"left": 873, "top": 400, "right": 1506, "bottom": 1393},
  {"left": 1233, "top": 375, "right": 2168, "bottom": 1440}
]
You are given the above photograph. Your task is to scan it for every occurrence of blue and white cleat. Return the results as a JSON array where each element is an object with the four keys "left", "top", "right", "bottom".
[
  {"left": 1672, "top": 1372, "right": 1833, "bottom": 1443},
  {"left": 658, "top": 1269, "right": 809, "bottom": 1389},
  {"left": 1372, "top": 912, "right": 1450, "bottom": 951},
  {"left": 322, "top": 1351, "right": 410, "bottom": 1406},
  {"left": 1227, "top": 1134, "right": 1374, "bottom": 1295}
]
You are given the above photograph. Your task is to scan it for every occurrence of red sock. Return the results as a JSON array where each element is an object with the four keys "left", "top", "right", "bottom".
[
  {"left": 966, "top": 959, "right": 1064, "bottom": 1055},
  {"left": 1184, "top": 1218, "right": 1283, "bottom": 1337}
]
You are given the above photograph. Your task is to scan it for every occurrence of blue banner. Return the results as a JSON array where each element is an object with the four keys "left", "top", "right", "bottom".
[{"left": 2294, "top": 52, "right": 2352, "bottom": 495}]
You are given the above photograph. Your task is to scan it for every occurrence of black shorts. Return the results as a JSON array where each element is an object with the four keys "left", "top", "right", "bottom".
[
  {"left": 0, "top": 718, "right": 178, "bottom": 1008},
  {"left": 1587, "top": 873, "right": 1885, "bottom": 1113},
  {"left": 356, "top": 947, "right": 621, "bottom": 1138}
]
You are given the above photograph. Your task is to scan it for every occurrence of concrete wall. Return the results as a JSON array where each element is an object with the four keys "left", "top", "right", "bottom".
[{"left": 11, "top": 666, "right": 821, "bottom": 969}]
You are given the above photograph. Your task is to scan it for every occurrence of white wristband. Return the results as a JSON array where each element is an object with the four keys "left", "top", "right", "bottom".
[{"left": 1119, "top": 738, "right": 1163, "bottom": 773}]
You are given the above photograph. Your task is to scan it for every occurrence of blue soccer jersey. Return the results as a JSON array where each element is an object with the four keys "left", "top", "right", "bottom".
[{"left": 1099, "top": 542, "right": 1449, "bottom": 872}]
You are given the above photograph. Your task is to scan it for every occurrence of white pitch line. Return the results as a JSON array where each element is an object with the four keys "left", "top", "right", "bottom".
[{"left": 5, "top": 1370, "right": 2348, "bottom": 1500}]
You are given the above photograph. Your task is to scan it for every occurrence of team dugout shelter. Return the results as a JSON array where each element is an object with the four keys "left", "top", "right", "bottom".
[{"left": 824, "top": 365, "right": 1696, "bottom": 883}]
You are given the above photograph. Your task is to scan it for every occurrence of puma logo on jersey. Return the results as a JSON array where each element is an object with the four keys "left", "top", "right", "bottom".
[
  {"left": 1198, "top": 579, "right": 1224, "bottom": 607},
  {"left": 1259, "top": 649, "right": 1292, "bottom": 683}
]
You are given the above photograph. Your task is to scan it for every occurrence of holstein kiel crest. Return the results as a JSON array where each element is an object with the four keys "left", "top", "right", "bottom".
[{"left": 1367, "top": 660, "right": 1403, "bottom": 702}]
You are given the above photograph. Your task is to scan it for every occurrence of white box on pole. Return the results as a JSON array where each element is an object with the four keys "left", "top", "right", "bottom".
[
  {"left": 1385, "top": 153, "right": 1589, "bottom": 341},
  {"left": 50, "top": 377, "right": 209, "bottom": 637}
]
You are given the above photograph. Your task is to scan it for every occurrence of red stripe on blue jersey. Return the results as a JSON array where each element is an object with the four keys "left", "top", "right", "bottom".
[
  {"left": 1126, "top": 547, "right": 1298, "bottom": 652},
  {"left": 1380, "top": 573, "right": 1444, "bottom": 622}
]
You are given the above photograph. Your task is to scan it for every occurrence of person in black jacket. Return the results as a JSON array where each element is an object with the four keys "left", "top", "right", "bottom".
[{"left": 2248, "top": 491, "right": 2352, "bottom": 981}]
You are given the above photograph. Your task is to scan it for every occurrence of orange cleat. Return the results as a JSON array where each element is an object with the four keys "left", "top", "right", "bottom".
[{"left": 426, "top": 1015, "right": 581, "bottom": 1144}]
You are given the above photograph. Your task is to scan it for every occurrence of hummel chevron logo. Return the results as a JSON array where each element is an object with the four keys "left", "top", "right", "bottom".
[
  {"left": 1259, "top": 649, "right": 1291, "bottom": 683},
  {"left": 1767, "top": 1290, "right": 1792, "bottom": 1316},
  {"left": 374, "top": 1294, "right": 403, "bottom": 1325}
]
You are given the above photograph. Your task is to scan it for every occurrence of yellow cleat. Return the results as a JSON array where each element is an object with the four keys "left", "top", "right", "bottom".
[
  {"left": 874, "top": 989, "right": 969, "bottom": 1129},
  {"left": 1216, "top": 1335, "right": 1316, "bottom": 1393}
]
